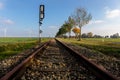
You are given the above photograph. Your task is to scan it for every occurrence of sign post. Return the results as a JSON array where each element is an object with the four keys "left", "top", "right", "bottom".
[{"left": 39, "top": 5, "right": 45, "bottom": 44}]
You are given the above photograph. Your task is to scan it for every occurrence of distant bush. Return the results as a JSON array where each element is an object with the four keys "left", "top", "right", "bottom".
[{"left": 110, "top": 33, "right": 119, "bottom": 38}]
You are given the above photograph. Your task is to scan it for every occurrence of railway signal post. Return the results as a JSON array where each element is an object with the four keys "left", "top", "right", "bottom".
[{"left": 39, "top": 4, "right": 45, "bottom": 44}]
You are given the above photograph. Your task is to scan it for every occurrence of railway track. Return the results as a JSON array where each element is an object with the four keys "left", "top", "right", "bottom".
[
  {"left": 64, "top": 42, "right": 120, "bottom": 79},
  {"left": 0, "top": 39, "right": 119, "bottom": 80}
]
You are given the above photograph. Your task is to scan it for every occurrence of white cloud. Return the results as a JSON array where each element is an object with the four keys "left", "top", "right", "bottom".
[
  {"left": 2, "top": 19, "right": 14, "bottom": 25},
  {"left": 94, "top": 20, "right": 104, "bottom": 24},
  {"left": 89, "top": 20, "right": 104, "bottom": 24},
  {"left": 106, "top": 9, "right": 120, "bottom": 18},
  {"left": 0, "top": 2, "right": 4, "bottom": 9}
]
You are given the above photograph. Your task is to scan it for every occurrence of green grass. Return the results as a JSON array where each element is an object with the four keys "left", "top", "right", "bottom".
[
  {"left": 0, "top": 37, "right": 37, "bottom": 44},
  {"left": 58, "top": 38, "right": 120, "bottom": 58},
  {"left": 0, "top": 51, "right": 21, "bottom": 60},
  {"left": 0, "top": 37, "right": 50, "bottom": 60}
]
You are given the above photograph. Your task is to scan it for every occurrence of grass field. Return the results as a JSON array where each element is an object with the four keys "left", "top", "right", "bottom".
[
  {"left": 0, "top": 37, "right": 50, "bottom": 60},
  {"left": 58, "top": 38, "right": 120, "bottom": 58}
]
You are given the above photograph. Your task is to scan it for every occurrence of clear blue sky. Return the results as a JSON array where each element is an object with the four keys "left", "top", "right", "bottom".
[{"left": 0, "top": 0, "right": 120, "bottom": 37}]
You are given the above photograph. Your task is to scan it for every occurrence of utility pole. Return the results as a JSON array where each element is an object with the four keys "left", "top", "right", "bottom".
[{"left": 39, "top": 4, "right": 45, "bottom": 44}]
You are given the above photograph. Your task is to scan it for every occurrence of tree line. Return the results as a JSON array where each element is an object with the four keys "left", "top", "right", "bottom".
[
  {"left": 55, "top": 8, "right": 92, "bottom": 41},
  {"left": 82, "top": 32, "right": 120, "bottom": 38},
  {"left": 55, "top": 7, "right": 119, "bottom": 39},
  {"left": 56, "top": 30, "right": 120, "bottom": 38}
]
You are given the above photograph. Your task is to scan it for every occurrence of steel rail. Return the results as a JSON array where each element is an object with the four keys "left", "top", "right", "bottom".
[
  {"left": 55, "top": 39, "right": 119, "bottom": 80},
  {"left": 0, "top": 39, "right": 119, "bottom": 80},
  {"left": 0, "top": 40, "right": 51, "bottom": 80}
]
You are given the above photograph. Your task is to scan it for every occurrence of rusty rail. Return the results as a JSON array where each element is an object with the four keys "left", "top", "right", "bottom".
[
  {"left": 55, "top": 39, "right": 119, "bottom": 80},
  {"left": 0, "top": 39, "right": 119, "bottom": 80},
  {"left": 0, "top": 40, "right": 51, "bottom": 80}
]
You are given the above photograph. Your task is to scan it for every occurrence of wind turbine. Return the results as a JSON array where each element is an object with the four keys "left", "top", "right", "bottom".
[
  {"left": 27, "top": 29, "right": 34, "bottom": 38},
  {"left": 4, "top": 28, "right": 7, "bottom": 37}
]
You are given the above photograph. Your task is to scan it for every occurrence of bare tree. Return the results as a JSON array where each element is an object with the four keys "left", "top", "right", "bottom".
[{"left": 72, "top": 8, "right": 92, "bottom": 41}]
